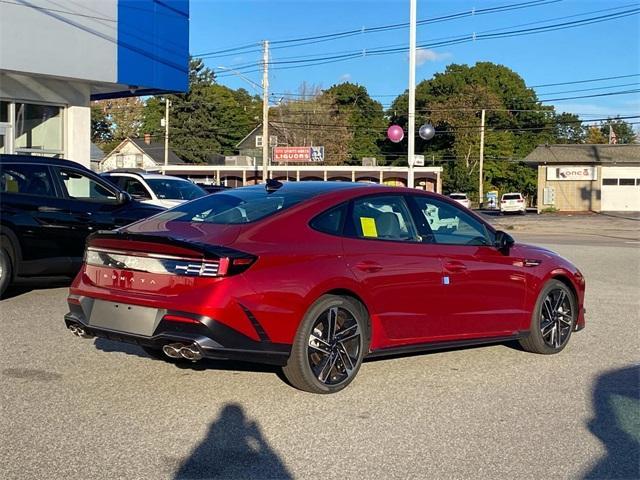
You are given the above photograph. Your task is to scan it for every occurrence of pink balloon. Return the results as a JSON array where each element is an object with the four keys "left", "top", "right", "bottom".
[{"left": 387, "top": 125, "right": 404, "bottom": 143}]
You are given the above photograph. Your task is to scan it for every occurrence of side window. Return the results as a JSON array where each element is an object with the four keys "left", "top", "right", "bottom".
[
  {"left": 0, "top": 163, "right": 56, "bottom": 197},
  {"left": 310, "top": 204, "right": 346, "bottom": 235},
  {"left": 411, "top": 196, "right": 493, "bottom": 246},
  {"left": 56, "top": 167, "right": 118, "bottom": 203},
  {"left": 349, "top": 195, "right": 417, "bottom": 242},
  {"left": 121, "top": 177, "right": 151, "bottom": 199}
]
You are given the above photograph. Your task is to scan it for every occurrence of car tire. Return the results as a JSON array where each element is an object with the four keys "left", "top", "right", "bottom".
[
  {"left": 0, "top": 248, "right": 12, "bottom": 298},
  {"left": 519, "top": 279, "right": 576, "bottom": 354},
  {"left": 520, "top": 209, "right": 526, "bottom": 215},
  {"left": 283, "top": 294, "right": 368, "bottom": 394}
]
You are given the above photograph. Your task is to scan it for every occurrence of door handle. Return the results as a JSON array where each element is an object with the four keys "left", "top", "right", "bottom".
[
  {"left": 444, "top": 261, "right": 467, "bottom": 273},
  {"left": 37, "top": 206, "right": 64, "bottom": 213},
  {"left": 355, "top": 261, "right": 383, "bottom": 273}
]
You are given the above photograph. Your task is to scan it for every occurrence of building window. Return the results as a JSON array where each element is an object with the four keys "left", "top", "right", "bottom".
[
  {"left": 602, "top": 178, "right": 618, "bottom": 186},
  {"left": 619, "top": 178, "right": 635, "bottom": 186},
  {"left": 14, "top": 103, "right": 63, "bottom": 157}
]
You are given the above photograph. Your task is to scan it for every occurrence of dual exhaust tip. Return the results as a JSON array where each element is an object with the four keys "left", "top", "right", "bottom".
[
  {"left": 68, "top": 324, "right": 94, "bottom": 339},
  {"left": 67, "top": 324, "right": 202, "bottom": 362},
  {"left": 162, "top": 343, "right": 203, "bottom": 362}
]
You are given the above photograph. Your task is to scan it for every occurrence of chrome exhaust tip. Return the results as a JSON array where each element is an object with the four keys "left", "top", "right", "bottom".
[
  {"left": 162, "top": 343, "right": 184, "bottom": 359},
  {"left": 75, "top": 326, "right": 94, "bottom": 339},
  {"left": 68, "top": 325, "right": 79, "bottom": 336},
  {"left": 179, "top": 344, "right": 203, "bottom": 361}
]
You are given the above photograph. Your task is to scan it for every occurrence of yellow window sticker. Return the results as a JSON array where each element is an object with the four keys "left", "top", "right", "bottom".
[{"left": 360, "top": 217, "right": 378, "bottom": 237}]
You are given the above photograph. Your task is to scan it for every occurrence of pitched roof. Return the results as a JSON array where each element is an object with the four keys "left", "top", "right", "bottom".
[
  {"left": 235, "top": 123, "right": 286, "bottom": 149},
  {"left": 130, "top": 138, "right": 185, "bottom": 165},
  {"left": 524, "top": 144, "right": 640, "bottom": 165}
]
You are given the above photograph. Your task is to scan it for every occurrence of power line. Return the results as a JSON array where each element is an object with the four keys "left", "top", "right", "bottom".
[
  {"left": 214, "top": 6, "right": 639, "bottom": 77},
  {"left": 195, "top": 0, "right": 558, "bottom": 58},
  {"left": 531, "top": 73, "right": 640, "bottom": 88}
]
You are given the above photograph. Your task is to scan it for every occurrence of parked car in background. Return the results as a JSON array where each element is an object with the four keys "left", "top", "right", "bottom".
[
  {"left": 0, "top": 155, "right": 164, "bottom": 297},
  {"left": 101, "top": 171, "right": 207, "bottom": 208},
  {"left": 65, "top": 181, "right": 585, "bottom": 394},
  {"left": 449, "top": 193, "right": 471, "bottom": 209},
  {"left": 500, "top": 192, "right": 527, "bottom": 215}
]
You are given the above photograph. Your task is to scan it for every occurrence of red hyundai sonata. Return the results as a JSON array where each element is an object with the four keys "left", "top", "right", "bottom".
[{"left": 65, "top": 181, "right": 585, "bottom": 393}]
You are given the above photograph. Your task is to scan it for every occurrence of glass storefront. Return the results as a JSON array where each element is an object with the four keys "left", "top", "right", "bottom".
[{"left": 0, "top": 100, "right": 64, "bottom": 157}]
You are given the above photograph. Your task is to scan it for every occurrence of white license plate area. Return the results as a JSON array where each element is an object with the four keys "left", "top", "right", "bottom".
[{"left": 89, "top": 300, "right": 162, "bottom": 337}]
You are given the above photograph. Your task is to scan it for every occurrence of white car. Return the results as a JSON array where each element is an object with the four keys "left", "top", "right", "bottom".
[
  {"left": 500, "top": 192, "right": 526, "bottom": 215},
  {"left": 101, "top": 171, "right": 207, "bottom": 208},
  {"left": 449, "top": 193, "right": 471, "bottom": 209}
]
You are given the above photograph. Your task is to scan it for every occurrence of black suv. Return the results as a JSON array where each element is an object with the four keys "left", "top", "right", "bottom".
[{"left": 0, "top": 155, "right": 164, "bottom": 296}]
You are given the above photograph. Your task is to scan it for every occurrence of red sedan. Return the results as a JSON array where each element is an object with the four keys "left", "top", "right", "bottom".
[{"left": 65, "top": 181, "right": 585, "bottom": 394}]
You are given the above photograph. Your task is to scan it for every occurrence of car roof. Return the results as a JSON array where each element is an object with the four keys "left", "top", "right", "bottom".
[
  {"left": 502, "top": 192, "right": 523, "bottom": 196},
  {"left": 102, "top": 171, "right": 191, "bottom": 181},
  {"left": 0, "top": 154, "right": 91, "bottom": 170}
]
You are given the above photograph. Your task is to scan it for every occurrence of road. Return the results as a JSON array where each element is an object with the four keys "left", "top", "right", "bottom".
[{"left": 1, "top": 235, "right": 638, "bottom": 479}]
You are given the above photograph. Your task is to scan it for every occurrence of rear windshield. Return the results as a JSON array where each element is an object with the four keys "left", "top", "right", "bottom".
[
  {"left": 148, "top": 189, "right": 311, "bottom": 224},
  {"left": 449, "top": 194, "right": 467, "bottom": 200},
  {"left": 502, "top": 194, "right": 522, "bottom": 200},
  {"left": 146, "top": 178, "right": 206, "bottom": 201}
]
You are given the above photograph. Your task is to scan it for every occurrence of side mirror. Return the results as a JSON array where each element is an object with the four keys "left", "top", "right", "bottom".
[
  {"left": 116, "top": 191, "right": 132, "bottom": 205},
  {"left": 495, "top": 230, "right": 515, "bottom": 253}
]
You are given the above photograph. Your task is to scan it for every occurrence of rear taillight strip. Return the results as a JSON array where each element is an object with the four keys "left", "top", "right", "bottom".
[{"left": 85, "top": 247, "right": 220, "bottom": 277}]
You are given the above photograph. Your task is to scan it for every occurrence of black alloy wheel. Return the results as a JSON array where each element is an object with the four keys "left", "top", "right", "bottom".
[
  {"left": 283, "top": 295, "right": 368, "bottom": 394},
  {"left": 520, "top": 279, "right": 576, "bottom": 354}
]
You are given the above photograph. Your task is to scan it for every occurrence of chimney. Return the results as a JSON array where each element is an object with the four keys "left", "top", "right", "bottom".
[{"left": 144, "top": 133, "right": 151, "bottom": 145}]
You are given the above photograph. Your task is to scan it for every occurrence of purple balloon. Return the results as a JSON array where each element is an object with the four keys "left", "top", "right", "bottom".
[{"left": 387, "top": 125, "right": 404, "bottom": 143}]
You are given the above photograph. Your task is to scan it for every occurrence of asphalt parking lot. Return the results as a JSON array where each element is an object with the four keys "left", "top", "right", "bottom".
[{"left": 1, "top": 217, "right": 638, "bottom": 479}]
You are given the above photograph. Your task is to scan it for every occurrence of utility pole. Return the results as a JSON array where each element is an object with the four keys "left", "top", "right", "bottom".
[
  {"left": 164, "top": 98, "right": 170, "bottom": 169},
  {"left": 407, "top": 0, "right": 417, "bottom": 189},
  {"left": 478, "top": 108, "right": 486, "bottom": 208},
  {"left": 262, "top": 40, "right": 269, "bottom": 182}
]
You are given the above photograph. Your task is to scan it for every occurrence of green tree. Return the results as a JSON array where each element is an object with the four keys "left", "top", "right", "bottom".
[
  {"left": 388, "top": 62, "right": 545, "bottom": 196},
  {"left": 553, "top": 112, "right": 585, "bottom": 144},
  {"left": 91, "top": 103, "right": 113, "bottom": 148},
  {"left": 142, "top": 58, "right": 261, "bottom": 163},
  {"left": 599, "top": 117, "right": 636, "bottom": 144},
  {"left": 322, "top": 83, "right": 386, "bottom": 164}
]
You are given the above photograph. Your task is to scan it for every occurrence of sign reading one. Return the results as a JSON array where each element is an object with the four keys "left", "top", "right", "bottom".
[
  {"left": 546, "top": 166, "right": 598, "bottom": 181},
  {"left": 273, "top": 146, "right": 324, "bottom": 163}
]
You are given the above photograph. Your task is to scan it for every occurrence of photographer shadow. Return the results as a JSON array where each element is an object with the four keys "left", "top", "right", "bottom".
[
  {"left": 175, "top": 403, "right": 292, "bottom": 480},
  {"left": 584, "top": 365, "right": 639, "bottom": 479}
]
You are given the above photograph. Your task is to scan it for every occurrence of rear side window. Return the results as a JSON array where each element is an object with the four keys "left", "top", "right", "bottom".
[
  {"left": 449, "top": 194, "right": 467, "bottom": 200},
  {"left": 149, "top": 190, "right": 310, "bottom": 224},
  {"left": 349, "top": 195, "right": 417, "bottom": 242},
  {"left": 0, "top": 163, "right": 56, "bottom": 197},
  {"left": 310, "top": 204, "right": 346, "bottom": 235}
]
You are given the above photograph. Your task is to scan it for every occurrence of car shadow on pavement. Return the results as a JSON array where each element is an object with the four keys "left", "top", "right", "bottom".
[
  {"left": 93, "top": 337, "right": 284, "bottom": 376},
  {"left": 174, "top": 403, "right": 292, "bottom": 480},
  {"left": 1, "top": 282, "right": 69, "bottom": 301},
  {"left": 583, "top": 365, "right": 639, "bottom": 479}
]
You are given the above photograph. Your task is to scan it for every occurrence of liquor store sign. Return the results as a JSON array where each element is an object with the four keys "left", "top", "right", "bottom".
[
  {"left": 274, "top": 146, "right": 324, "bottom": 163},
  {"left": 547, "top": 166, "right": 598, "bottom": 181}
]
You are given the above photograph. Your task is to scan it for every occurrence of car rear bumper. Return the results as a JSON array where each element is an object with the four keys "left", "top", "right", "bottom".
[
  {"left": 64, "top": 298, "right": 291, "bottom": 366},
  {"left": 500, "top": 205, "right": 525, "bottom": 212}
]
